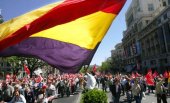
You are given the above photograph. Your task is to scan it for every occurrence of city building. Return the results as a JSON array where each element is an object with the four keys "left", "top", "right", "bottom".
[
  {"left": 111, "top": 43, "right": 124, "bottom": 59},
  {"left": 139, "top": 6, "right": 170, "bottom": 73},
  {"left": 111, "top": 43, "right": 124, "bottom": 72},
  {"left": 122, "top": 0, "right": 169, "bottom": 73}
]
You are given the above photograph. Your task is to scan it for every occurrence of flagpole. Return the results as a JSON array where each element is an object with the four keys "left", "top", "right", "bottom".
[{"left": 84, "top": 65, "right": 89, "bottom": 73}]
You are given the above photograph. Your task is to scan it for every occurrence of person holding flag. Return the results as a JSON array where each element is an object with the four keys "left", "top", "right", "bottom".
[
  {"left": 84, "top": 68, "right": 96, "bottom": 91},
  {"left": 24, "top": 64, "right": 30, "bottom": 77}
]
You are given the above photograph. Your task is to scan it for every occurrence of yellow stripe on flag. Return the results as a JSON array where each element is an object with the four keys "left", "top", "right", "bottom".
[
  {"left": 0, "top": 1, "right": 63, "bottom": 41},
  {"left": 31, "top": 11, "right": 116, "bottom": 49}
]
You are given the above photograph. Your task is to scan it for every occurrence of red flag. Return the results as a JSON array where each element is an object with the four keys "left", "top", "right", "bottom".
[
  {"left": 163, "top": 70, "right": 168, "bottom": 78},
  {"left": 92, "top": 64, "right": 97, "bottom": 72},
  {"left": 24, "top": 64, "right": 30, "bottom": 75},
  {"left": 35, "top": 75, "right": 43, "bottom": 83},
  {"left": 135, "top": 72, "right": 141, "bottom": 77},
  {"left": 153, "top": 71, "right": 158, "bottom": 78},
  {"left": 131, "top": 72, "right": 136, "bottom": 79},
  {"left": 145, "top": 69, "right": 154, "bottom": 86}
]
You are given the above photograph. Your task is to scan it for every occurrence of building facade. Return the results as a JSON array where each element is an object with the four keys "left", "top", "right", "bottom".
[
  {"left": 111, "top": 43, "right": 124, "bottom": 72},
  {"left": 139, "top": 6, "right": 170, "bottom": 73},
  {"left": 122, "top": 0, "right": 169, "bottom": 73}
]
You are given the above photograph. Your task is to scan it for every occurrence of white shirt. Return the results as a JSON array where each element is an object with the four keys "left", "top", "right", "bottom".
[
  {"left": 47, "top": 84, "right": 56, "bottom": 96},
  {"left": 121, "top": 78, "right": 127, "bottom": 86},
  {"left": 48, "top": 84, "right": 55, "bottom": 91},
  {"left": 86, "top": 73, "right": 96, "bottom": 89},
  {"left": 9, "top": 94, "right": 26, "bottom": 103}
]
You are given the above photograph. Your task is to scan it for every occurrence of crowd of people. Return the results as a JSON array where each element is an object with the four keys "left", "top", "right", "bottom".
[
  {"left": 0, "top": 73, "right": 84, "bottom": 103},
  {"left": 0, "top": 69, "right": 169, "bottom": 103},
  {"left": 99, "top": 70, "right": 170, "bottom": 103}
]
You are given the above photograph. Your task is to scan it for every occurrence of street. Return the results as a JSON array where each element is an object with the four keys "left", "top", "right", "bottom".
[
  {"left": 107, "top": 92, "right": 170, "bottom": 103},
  {"left": 51, "top": 83, "right": 170, "bottom": 103},
  {"left": 52, "top": 92, "right": 82, "bottom": 103},
  {"left": 52, "top": 88, "right": 170, "bottom": 103}
]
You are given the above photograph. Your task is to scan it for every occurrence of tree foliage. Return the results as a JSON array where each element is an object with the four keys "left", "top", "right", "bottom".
[
  {"left": 81, "top": 89, "right": 107, "bottom": 103},
  {"left": 100, "top": 57, "right": 112, "bottom": 72},
  {"left": 5, "top": 56, "right": 48, "bottom": 77}
]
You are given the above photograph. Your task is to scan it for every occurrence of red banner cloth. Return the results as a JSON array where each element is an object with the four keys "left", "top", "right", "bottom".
[
  {"left": 145, "top": 69, "right": 154, "bottom": 86},
  {"left": 163, "top": 70, "right": 168, "bottom": 78},
  {"left": 24, "top": 64, "right": 30, "bottom": 75},
  {"left": 153, "top": 71, "right": 158, "bottom": 78}
]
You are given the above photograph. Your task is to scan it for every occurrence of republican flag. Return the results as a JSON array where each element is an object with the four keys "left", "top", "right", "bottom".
[
  {"left": 24, "top": 64, "right": 30, "bottom": 75},
  {"left": 145, "top": 69, "right": 154, "bottom": 86},
  {"left": 0, "top": 0, "right": 126, "bottom": 73}
]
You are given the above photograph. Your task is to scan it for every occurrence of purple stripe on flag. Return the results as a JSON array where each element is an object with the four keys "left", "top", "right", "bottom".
[{"left": 0, "top": 37, "right": 92, "bottom": 73}]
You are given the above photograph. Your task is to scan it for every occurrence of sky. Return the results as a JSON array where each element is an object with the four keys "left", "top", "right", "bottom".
[{"left": 0, "top": 0, "right": 132, "bottom": 66}]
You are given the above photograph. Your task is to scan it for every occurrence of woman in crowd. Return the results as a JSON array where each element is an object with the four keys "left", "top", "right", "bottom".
[
  {"left": 132, "top": 78, "right": 141, "bottom": 103},
  {"left": 9, "top": 89, "right": 26, "bottom": 103}
]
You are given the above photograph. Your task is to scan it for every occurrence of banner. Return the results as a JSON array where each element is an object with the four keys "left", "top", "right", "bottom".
[
  {"left": 153, "top": 70, "right": 158, "bottom": 78},
  {"left": 24, "top": 64, "right": 30, "bottom": 75},
  {"left": 145, "top": 69, "right": 154, "bottom": 86},
  {"left": 0, "top": 0, "right": 126, "bottom": 73},
  {"left": 163, "top": 70, "right": 168, "bottom": 78}
]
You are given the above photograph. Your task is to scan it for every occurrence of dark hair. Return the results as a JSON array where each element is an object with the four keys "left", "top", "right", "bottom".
[
  {"left": 13, "top": 89, "right": 20, "bottom": 96},
  {"left": 91, "top": 71, "right": 95, "bottom": 76}
]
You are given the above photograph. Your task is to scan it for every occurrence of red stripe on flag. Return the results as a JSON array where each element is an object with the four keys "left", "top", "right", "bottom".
[{"left": 0, "top": 0, "right": 126, "bottom": 51}]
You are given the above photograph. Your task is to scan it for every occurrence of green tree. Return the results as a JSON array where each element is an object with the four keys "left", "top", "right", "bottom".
[
  {"left": 0, "top": 14, "right": 4, "bottom": 24},
  {"left": 100, "top": 57, "right": 112, "bottom": 72},
  {"left": 6, "top": 56, "right": 48, "bottom": 77}
]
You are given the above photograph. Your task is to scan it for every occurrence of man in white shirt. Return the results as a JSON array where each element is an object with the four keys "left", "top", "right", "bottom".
[{"left": 85, "top": 71, "right": 96, "bottom": 90}]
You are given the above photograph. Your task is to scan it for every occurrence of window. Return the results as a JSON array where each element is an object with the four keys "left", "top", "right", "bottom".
[
  {"left": 163, "top": 13, "right": 167, "bottom": 20},
  {"left": 138, "top": 22, "right": 143, "bottom": 30},
  {"left": 148, "top": 4, "right": 154, "bottom": 11},
  {"left": 150, "top": 60, "right": 156, "bottom": 65},
  {"left": 127, "top": 14, "right": 134, "bottom": 27},
  {"left": 138, "top": 7, "right": 141, "bottom": 12},
  {"left": 144, "top": 61, "right": 146, "bottom": 65},
  {"left": 146, "top": 20, "right": 150, "bottom": 24},
  {"left": 157, "top": 19, "right": 161, "bottom": 24},
  {"left": 163, "top": 2, "right": 166, "bottom": 6}
]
